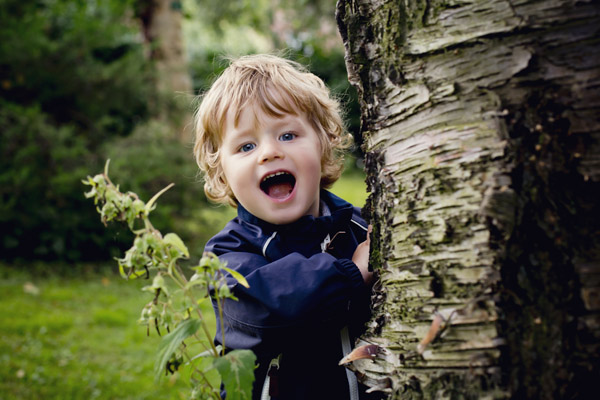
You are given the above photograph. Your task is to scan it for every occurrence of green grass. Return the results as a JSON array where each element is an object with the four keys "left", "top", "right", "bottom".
[{"left": 0, "top": 267, "right": 196, "bottom": 400}]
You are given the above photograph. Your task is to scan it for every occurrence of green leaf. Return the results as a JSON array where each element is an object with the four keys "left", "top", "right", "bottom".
[
  {"left": 197, "top": 252, "right": 224, "bottom": 274},
  {"left": 118, "top": 262, "right": 145, "bottom": 280},
  {"left": 221, "top": 266, "right": 250, "bottom": 288},
  {"left": 118, "top": 262, "right": 129, "bottom": 279},
  {"left": 154, "top": 319, "right": 201, "bottom": 382},
  {"left": 103, "top": 159, "right": 111, "bottom": 176},
  {"left": 185, "top": 275, "right": 208, "bottom": 290},
  {"left": 164, "top": 232, "right": 189, "bottom": 258},
  {"left": 188, "top": 345, "right": 223, "bottom": 363},
  {"left": 213, "top": 349, "right": 256, "bottom": 400},
  {"left": 145, "top": 274, "right": 169, "bottom": 296},
  {"left": 145, "top": 183, "right": 175, "bottom": 215}
]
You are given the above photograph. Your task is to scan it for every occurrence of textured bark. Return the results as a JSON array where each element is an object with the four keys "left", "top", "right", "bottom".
[
  {"left": 337, "top": 0, "right": 600, "bottom": 398},
  {"left": 138, "top": 0, "right": 192, "bottom": 139}
]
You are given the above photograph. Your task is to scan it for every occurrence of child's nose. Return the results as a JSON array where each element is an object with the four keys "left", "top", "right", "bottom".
[{"left": 258, "top": 141, "right": 284, "bottom": 164}]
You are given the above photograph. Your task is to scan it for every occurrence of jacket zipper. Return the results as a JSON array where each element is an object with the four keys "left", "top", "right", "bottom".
[
  {"left": 341, "top": 325, "right": 360, "bottom": 400},
  {"left": 260, "top": 355, "right": 281, "bottom": 400}
]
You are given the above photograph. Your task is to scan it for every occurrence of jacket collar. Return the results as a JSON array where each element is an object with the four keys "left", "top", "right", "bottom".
[{"left": 236, "top": 189, "right": 354, "bottom": 235}]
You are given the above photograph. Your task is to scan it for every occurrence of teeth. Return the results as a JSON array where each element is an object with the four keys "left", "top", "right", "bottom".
[{"left": 262, "top": 171, "right": 288, "bottom": 182}]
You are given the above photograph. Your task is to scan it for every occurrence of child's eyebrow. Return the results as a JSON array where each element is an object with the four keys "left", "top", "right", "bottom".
[
  {"left": 268, "top": 116, "right": 302, "bottom": 130},
  {"left": 230, "top": 115, "right": 303, "bottom": 137},
  {"left": 225, "top": 126, "right": 253, "bottom": 140}
]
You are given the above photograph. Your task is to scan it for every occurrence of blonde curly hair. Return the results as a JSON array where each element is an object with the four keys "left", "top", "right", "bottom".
[{"left": 193, "top": 54, "right": 352, "bottom": 206}]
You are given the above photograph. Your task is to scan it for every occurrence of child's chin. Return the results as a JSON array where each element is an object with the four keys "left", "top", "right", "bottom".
[{"left": 262, "top": 210, "right": 302, "bottom": 225}]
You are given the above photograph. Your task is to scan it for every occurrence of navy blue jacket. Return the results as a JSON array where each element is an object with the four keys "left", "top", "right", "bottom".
[{"left": 205, "top": 190, "right": 372, "bottom": 400}]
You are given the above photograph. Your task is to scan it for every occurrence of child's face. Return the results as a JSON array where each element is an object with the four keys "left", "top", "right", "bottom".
[{"left": 220, "top": 101, "right": 322, "bottom": 225}]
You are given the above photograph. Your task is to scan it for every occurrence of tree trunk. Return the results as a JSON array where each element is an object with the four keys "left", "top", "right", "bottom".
[
  {"left": 336, "top": 0, "right": 600, "bottom": 398},
  {"left": 137, "top": 0, "right": 192, "bottom": 140}
]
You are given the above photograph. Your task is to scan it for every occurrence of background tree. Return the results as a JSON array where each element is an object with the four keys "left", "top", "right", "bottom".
[
  {"left": 136, "top": 0, "right": 193, "bottom": 140},
  {"left": 337, "top": 0, "right": 600, "bottom": 398}
]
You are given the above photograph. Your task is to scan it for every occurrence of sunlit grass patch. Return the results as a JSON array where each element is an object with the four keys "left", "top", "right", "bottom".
[
  {"left": 0, "top": 266, "right": 196, "bottom": 399},
  {"left": 92, "top": 307, "right": 130, "bottom": 327},
  {"left": 331, "top": 170, "right": 368, "bottom": 208}
]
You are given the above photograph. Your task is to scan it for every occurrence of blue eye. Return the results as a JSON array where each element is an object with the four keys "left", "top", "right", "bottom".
[
  {"left": 240, "top": 143, "right": 255, "bottom": 152},
  {"left": 279, "top": 132, "right": 296, "bottom": 141}
]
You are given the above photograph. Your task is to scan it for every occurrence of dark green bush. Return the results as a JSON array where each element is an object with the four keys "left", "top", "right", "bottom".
[
  {"left": 0, "top": 102, "right": 216, "bottom": 263},
  {"left": 0, "top": 102, "right": 116, "bottom": 261},
  {"left": 0, "top": 0, "right": 154, "bottom": 142},
  {"left": 0, "top": 0, "right": 181, "bottom": 262}
]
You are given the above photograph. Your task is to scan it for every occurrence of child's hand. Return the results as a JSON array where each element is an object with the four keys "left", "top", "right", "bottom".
[{"left": 352, "top": 225, "right": 373, "bottom": 285}]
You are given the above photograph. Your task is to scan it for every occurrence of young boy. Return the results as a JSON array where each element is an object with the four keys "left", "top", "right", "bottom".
[{"left": 194, "top": 54, "right": 374, "bottom": 400}]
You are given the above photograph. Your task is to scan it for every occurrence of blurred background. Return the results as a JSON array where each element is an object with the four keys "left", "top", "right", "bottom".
[{"left": 0, "top": 0, "right": 366, "bottom": 398}]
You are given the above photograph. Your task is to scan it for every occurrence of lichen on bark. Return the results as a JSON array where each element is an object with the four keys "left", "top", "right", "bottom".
[{"left": 337, "top": 0, "right": 600, "bottom": 398}]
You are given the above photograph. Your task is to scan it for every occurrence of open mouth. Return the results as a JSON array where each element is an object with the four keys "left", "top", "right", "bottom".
[{"left": 260, "top": 171, "right": 296, "bottom": 199}]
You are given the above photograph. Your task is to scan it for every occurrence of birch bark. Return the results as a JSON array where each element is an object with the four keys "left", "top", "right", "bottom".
[{"left": 336, "top": 0, "right": 600, "bottom": 398}]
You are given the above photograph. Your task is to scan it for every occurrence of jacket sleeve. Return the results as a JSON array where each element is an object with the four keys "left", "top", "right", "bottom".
[
  {"left": 224, "top": 250, "right": 364, "bottom": 320},
  {"left": 208, "top": 244, "right": 368, "bottom": 349}
]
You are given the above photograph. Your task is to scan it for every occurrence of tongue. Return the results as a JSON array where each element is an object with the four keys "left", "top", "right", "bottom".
[{"left": 267, "top": 182, "right": 293, "bottom": 199}]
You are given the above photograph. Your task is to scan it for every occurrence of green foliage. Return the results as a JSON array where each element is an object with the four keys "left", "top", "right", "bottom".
[
  {"left": 212, "top": 350, "right": 257, "bottom": 400},
  {"left": 0, "top": 0, "right": 153, "bottom": 140},
  {"left": 189, "top": 0, "right": 336, "bottom": 44},
  {"left": 155, "top": 319, "right": 202, "bottom": 382},
  {"left": 197, "top": 0, "right": 272, "bottom": 34},
  {"left": 0, "top": 102, "right": 113, "bottom": 261},
  {"left": 0, "top": 0, "right": 192, "bottom": 262},
  {"left": 83, "top": 163, "right": 256, "bottom": 399}
]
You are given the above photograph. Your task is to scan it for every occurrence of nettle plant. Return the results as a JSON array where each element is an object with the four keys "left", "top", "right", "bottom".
[{"left": 83, "top": 161, "right": 255, "bottom": 400}]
